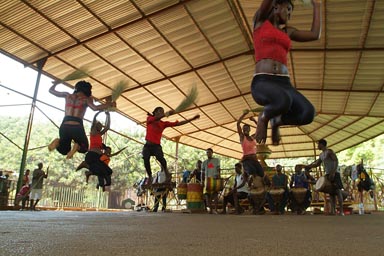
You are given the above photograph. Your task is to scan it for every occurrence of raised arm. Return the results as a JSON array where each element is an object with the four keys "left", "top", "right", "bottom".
[
  {"left": 49, "top": 81, "right": 69, "bottom": 98},
  {"left": 289, "top": 0, "right": 321, "bottom": 42},
  {"left": 99, "top": 111, "right": 110, "bottom": 135},
  {"left": 237, "top": 110, "right": 248, "bottom": 139},
  {"left": 249, "top": 116, "right": 258, "bottom": 138},
  {"left": 253, "top": 0, "right": 274, "bottom": 28}
]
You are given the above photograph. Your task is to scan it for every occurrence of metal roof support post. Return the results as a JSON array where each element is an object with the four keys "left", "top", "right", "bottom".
[
  {"left": 15, "top": 58, "right": 47, "bottom": 200},
  {"left": 174, "top": 136, "right": 180, "bottom": 183}
]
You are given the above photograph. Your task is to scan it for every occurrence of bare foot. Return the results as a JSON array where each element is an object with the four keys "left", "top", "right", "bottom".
[
  {"left": 255, "top": 115, "right": 268, "bottom": 144},
  {"left": 66, "top": 143, "right": 80, "bottom": 159},
  {"left": 48, "top": 138, "right": 60, "bottom": 151},
  {"left": 270, "top": 118, "right": 281, "bottom": 146}
]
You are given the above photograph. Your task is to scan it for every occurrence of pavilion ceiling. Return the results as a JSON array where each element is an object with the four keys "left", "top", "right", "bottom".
[{"left": 0, "top": 0, "right": 383, "bottom": 160}]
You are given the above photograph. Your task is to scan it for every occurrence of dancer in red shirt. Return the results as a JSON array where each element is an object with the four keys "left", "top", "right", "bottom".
[
  {"left": 251, "top": 0, "right": 321, "bottom": 145},
  {"left": 143, "top": 107, "right": 199, "bottom": 183}
]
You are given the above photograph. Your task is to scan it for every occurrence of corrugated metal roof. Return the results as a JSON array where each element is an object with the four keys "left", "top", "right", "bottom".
[{"left": 1, "top": 0, "right": 383, "bottom": 160}]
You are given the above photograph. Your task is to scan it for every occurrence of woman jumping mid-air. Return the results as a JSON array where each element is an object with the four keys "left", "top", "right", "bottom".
[{"left": 251, "top": 0, "right": 321, "bottom": 145}]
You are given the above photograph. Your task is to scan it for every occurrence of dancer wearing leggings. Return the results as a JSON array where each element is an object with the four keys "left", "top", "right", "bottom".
[
  {"left": 143, "top": 107, "right": 199, "bottom": 183},
  {"left": 251, "top": 0, "right": 321, "bottom": 145},
  {"left": 48, "top": 80, "right": 116, "bottom": 158}
]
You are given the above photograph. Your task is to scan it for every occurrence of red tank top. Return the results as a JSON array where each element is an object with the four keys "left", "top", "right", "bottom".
[
  {"left": 89, "top": 134, "right": 103, "bottom": 150},
  {"left": 253, "top": 20, "right": 291, "bottom": 65}
]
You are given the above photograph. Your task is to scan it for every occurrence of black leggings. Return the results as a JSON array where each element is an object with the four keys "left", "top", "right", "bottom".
[
  {"left": 85, "top": 151, "right": 112, "bottom": 187},
  {"left": 142, "top": 143, "right": 167, "bottom": 177},
  {"left": 251, "top": 74, "right": 315, "bottom": 125}
]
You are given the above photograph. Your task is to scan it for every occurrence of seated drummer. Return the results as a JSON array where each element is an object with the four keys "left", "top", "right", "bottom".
[
  {"left": 356, "top": 162, "right": 375, "bottom": 205},
  {"left": 152, "top": 169, "right": 168, "bottom": 213},
  {"left": 202, "top": 148, "right": 221, "bottom": 214},
  {"left": 221, "top": 163, "right": 249, "bottom": 215},
  {"left": 266, "top": 164, "right": 288, "bottom": 214},
  {"left": 289, "top": 165, "right": 314, "bottom": 214}
]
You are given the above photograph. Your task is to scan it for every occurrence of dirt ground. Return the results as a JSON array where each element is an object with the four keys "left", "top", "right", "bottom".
[{"left": 0, "top": 210, "right": 383, "bottom": 256}]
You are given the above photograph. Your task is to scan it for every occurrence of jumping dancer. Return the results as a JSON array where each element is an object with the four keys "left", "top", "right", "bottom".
[
  {"left": 251, "top": 0, "right": 321, "bottom": 145},
  {"left": 143, "top": 107, "right": 199, "bottom": 183},
  {"left": 48, "top": 80, "right": 116, "bottom": 158},
  {"left": 76, "top": 111, "right": 113, "bottom": 191}
]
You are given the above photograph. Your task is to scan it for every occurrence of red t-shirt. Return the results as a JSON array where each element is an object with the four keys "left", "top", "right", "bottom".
[
  {"left": 145, "top": 115, "right": 178, "bottom": 144},
  {"left": 253, "top": 20, "right": 291, "bottom": 65},
  {"left": 90, "top": 134, "right": 103, "bottom": 150}
]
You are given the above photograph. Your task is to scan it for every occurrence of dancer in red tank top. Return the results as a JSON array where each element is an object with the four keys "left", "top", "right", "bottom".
[{"left": 251, "top": 0, "right": 321, "bottom": 145}]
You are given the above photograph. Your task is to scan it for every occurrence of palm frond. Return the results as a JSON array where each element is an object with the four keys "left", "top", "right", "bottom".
[
  {"left": 175, "top": 85, "right": 198, "bottom": 113},
  {"left": 111, "top": 80, "right": 129, "bottom": 102},
  {"left": 62, "top": 67, "right": 91, "bottom": 81}
]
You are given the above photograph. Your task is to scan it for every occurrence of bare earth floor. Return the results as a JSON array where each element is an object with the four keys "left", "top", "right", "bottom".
[{"left": 0, "top": 210, "right": 383, "bottom": 256}]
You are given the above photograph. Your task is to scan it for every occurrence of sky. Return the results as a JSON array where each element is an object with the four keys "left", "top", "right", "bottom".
[{"left": 0, "top": 53, "right": 141, "bottom": 133}]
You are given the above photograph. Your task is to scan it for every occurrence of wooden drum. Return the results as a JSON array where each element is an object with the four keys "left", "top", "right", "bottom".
[
  {"left": 269, "top": 188, "right": 285, "bottom": 205},
  {"left": 249, "top": 188, "right": 266, "bottom": 203},
  {"left": 291, "top": 187, "right": 308, "bottom": 204},
  {"left": 315, "top": 176, "right": 334, "bottom": 194}
]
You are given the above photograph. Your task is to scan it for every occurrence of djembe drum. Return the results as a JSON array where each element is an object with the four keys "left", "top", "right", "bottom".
[
  {"left": 291, "top": 187, "right": 308, "bottom": 205},
  {"left": 269, "top": 188, "right": 285, "bottom": 211},
  {"left": 315, "top": 176, "right": 334, "bottom": 194},
  {"left": 249, "top": 188, "right": 266, "bottom": 209}
]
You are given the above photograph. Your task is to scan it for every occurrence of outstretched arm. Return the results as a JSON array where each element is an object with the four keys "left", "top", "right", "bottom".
[
  {"left": 176, "top": 114, "right": 200, "bottom": 126},
  {"left": 87, "top": 97, "right": 116, "bottom": 111},
  {"left": 289, "top": 0, "right": 321, "bottom": 42},
  {"left": 306, "top": 157, "right": 322, "bottom": 169}
]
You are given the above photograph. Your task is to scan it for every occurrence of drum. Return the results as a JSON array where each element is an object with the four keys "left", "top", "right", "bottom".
[
  {"left": 205, "top": 177, "right": 224, "bottom": 193},
  {"left": 187, "top": 183, "right": 204, "bottom": 210},
  {"left": 291, "top": 187, "right": 308, "bottom": 204},
  {"left": 249, "top": 188, "right": 266, "bottom": 202},
  {"left": 269, "top": 188, "right": 285, "bottom": 206},
  {"left": 177, "top": 183, "right": 187, "bottom": 200},
  {"left": 315, "top": 176, "right": 334, "bottom": 194}
]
